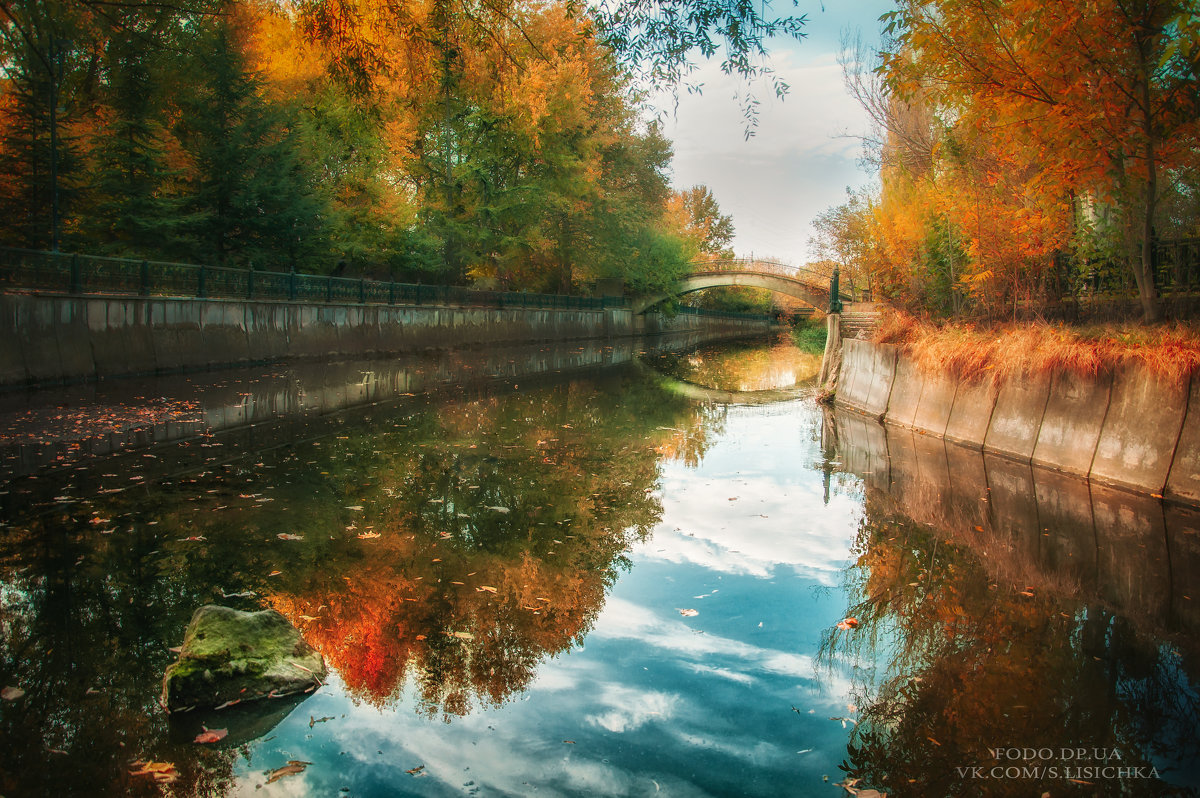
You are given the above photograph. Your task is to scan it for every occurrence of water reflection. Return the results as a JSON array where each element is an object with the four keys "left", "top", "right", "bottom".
[
  {"left": 645, "top": 335, "right": 821, "bottom": 393},
  {"left": 0, "top": 355, "right": 726, "bottom": 795},
  {"left": 828, "top": 409, "right": 1200, "bottom": 795}
]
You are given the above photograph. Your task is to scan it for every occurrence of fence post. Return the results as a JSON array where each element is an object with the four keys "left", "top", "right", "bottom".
[
  {"left": 359, "top": 278, "right": 366, "bottom": 304},
  {"left": 389, "top": 281, "right": 396, "bottom": 305},
  {"left": 288, "top": 268, "right": 297, "bottom": 301},
  {"left": 69, "top": 253, "right": 80, "bottom": 294},
  {"left": 247, "top": 263, "right": 255, "bottom": 299},
  {"left": 326, "top": 275, "right": 333, "bottom": 303},
  {"left": 139, "top": 260, "right": 150, "bottom": 296},
  {"left": 198, "top": 264, "right": 206, "bottom": 298}
]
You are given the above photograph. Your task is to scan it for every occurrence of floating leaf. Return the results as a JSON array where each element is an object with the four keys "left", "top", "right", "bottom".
[
  {"left": 193, "top": 727, "right": 228, "bottom": 744},
  {"left": 678, "top": 608, "right": 699, "bottom": 617},
  {"left": 277, "top": 533, "right": 304, "bottom": 541},
  {"left": 485, "top": 506, "right": 510, "bottom": 514},
  {"left": 451, "top": 631, "right": 474, "bottom": 640},
  {"left": 345, "top": 505, "right": 364, "bottom": 511},
  {"left": 358, "top": 531, "right": 381, "bottom": 539},
  {"left": 2, "top": 686, "right": 25, "bottom": 701},
  {"left": 406, "top": 765, "right": 425, "bottom": 776},
  {"left": 130, "top": 761, "right": 178, "bottom": 783},
  {"left": 476, "top": 585, "right": 498, "bottom": 593},
  {"left": 267, "top": 761, "right": 312, "bottom": 783}
]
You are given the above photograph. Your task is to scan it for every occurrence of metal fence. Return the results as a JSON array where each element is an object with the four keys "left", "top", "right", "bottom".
[{"left": 0, "top": 247, "right": 625, "bottom": 311}]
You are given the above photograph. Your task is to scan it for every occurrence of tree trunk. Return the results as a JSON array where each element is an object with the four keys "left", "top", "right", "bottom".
[{"left": 1134, "top": 19, "right": 1161, "bottom": 322}]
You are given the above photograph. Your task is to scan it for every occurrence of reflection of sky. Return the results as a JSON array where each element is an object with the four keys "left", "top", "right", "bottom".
[{"left": 231, "top": 396, "right": 862, "bottom": 796}]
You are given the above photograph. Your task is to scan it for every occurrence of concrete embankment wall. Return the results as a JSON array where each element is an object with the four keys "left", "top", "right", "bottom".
[
  {"left": 0, "top": 293, "right": 770, "bottom": 389},
  {"left": 835, "top": 337, "right": 1200, "bottom": 505}
]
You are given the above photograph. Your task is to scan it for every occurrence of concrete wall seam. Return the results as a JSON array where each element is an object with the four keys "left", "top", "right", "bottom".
[{"left": 837, "top": 338, "right": 1196, "bottom": 506}]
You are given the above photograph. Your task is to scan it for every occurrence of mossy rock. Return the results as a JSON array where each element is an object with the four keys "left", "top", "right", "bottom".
[{"left": 162, "top": 605, "right": 326, "bottom": 713}]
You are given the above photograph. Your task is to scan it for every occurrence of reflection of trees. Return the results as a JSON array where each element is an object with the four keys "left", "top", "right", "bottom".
[
  {"left": 648, "top": 336, "right": 821, "bottom": 393},
  {"left": 821, "top": 493, "right": 1200, "bottom": 796},
  {"left": 267, "top": 374, "right": 713, "bottom": 718},
  {"left": 0, "top": 366, "right": 721, "bottom": 793}
]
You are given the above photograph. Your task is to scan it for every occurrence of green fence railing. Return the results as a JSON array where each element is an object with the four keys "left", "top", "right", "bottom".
[{"left": 0, "top": 247, "right": 626, "bottom": 312}]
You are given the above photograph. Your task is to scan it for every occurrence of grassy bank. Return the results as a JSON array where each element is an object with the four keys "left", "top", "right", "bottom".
[
  {"left": 791, "top": 319, "right": 828, "bottom": 355},
  {"left": 873, "top": 309, "right": 1200, "bottom": 383}
]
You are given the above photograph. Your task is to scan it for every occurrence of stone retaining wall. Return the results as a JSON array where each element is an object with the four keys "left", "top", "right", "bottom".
[
  {"left": 0, "top": 293, "right": 770, "bottom": 389},
  {"left": 835, "top": 337, "right": 1199, "bottom": 504}
]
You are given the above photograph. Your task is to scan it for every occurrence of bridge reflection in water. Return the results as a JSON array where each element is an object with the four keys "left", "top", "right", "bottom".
[{"left": 828, "top": 408, "right": 1200, "bottom": 646}]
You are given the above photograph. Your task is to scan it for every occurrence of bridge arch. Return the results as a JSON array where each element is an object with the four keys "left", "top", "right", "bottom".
[{"left": 632, "top": 266, "right": 848, "bottom": 315}]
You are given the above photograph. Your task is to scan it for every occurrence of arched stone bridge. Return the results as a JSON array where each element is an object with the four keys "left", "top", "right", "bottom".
[{"left": 632, "top": 258, "right": 853, "bottom": 314}]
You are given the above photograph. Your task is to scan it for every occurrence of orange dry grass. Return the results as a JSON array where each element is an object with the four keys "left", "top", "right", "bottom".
[{"left": 873, "top": 309, "right": 1200, "bottom": 384}]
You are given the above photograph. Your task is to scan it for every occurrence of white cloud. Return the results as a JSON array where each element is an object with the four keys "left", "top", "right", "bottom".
[{"left": 649, "top": 2, "right": 896, "bottom": 262}]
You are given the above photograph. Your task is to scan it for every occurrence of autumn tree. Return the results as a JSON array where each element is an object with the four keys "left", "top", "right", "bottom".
[
  {"left": 881, "top": 0, "right": 1200, "bottom": 321},
  {"left": 665, "top": 184, "right": 735, "bottom": 258}
]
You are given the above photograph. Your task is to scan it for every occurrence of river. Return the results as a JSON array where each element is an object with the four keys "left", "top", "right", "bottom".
[{"left": 0, "top": 334, "right": 1196, "bottom": 797}]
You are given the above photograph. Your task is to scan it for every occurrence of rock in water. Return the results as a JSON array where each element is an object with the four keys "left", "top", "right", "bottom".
[{"left": 162, "top": 605, "right": 326, "bottom": 712}]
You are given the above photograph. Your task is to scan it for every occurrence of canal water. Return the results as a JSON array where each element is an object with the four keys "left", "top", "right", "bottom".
[{"left": 0, "top": 334, "right": 1196, "bottom": 797}]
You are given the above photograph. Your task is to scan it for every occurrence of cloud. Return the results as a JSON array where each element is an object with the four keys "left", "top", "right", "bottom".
[{"left": 648, "top": 10, "right": 892, "bottom": 262}]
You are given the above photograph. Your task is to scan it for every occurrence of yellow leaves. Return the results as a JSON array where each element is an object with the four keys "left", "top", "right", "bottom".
[{"left": 129, "top": 761, "right": 178, "bottom": 783}]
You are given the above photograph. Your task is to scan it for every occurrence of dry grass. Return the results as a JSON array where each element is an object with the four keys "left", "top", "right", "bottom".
[{"left": 873, "top": 308, "right": 1200, "bottom": 384}]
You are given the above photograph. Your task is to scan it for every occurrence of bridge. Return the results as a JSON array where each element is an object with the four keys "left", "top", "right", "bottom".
[{"left": 632, "top": 258, "right": 853, "bottom": 315}]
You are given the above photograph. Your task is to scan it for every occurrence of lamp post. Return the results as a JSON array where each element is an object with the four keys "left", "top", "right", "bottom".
[{"left": 829, "top": 266, "right": 843, "bottom": 315}]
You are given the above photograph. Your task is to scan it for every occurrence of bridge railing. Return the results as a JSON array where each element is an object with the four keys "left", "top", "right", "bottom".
[{"left": 0, "top": 246, "right": 630, "bottom": 311}]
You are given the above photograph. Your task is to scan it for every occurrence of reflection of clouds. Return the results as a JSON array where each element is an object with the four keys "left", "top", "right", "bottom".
[
  {"left": 587, "top": 683, "right": 679, "bottom": 732},
  {"left": 591, "top": 597, "right": 816, "bottom": 678},
  {"left": 643, "top": 404, "right": 861, "bottom": 582}
]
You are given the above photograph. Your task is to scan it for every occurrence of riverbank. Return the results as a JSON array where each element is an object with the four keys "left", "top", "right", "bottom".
[
  {"left": 833, "top": 312, "right": 1200, "bottom": 504},
  {"left": 0, "top": 292, "right": 772, "bottom": 389}
]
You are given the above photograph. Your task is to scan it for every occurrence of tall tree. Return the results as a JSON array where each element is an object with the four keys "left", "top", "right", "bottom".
[
  {"left": 171, "top": 18, "right": 328, "bottom": 268},
  {"left": 882, "top": 0, "right": 1200, "bottom": 320}
]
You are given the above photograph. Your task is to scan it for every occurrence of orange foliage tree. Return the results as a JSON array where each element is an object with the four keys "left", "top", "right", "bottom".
[{"left": 879, "top": 0, "right": 1200, "bottom": 320}]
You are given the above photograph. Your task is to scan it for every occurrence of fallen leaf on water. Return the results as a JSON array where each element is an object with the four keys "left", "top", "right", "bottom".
[
  {"left": 345, "top": 505, "right": 364, "bottom": 511},
  {"left": 1019, "top": 590, "right": 1035, "bottom": 597},
  {"left": 2, "top": 686, "right": 25, "bottom": 701},
  {"left": 406, "top": 765, "right": 425, "bottom": 776},
  {"left": 213, "top": 698, "right": 241, "bottom": 710},
  {"left": 268, "top": 570, "right": 282, "bottom": 577},
  {"left": 451, "top": 631, "right": 474, "bottom": 640},
  {"left": 678, "top": 608, "right": 699, "bottom": 617},
  {"left": 358, "top": 531, "right": 381, "bottom": 539},
  {"left": 310, "top": 715, "right": 335, "bottom": 728},
  {"left": 266, "top": 761, "right": 312, "bottom": 783},
  {"left": 485, "top": 506, "right": 510, "bottom": 514},
  {"left": 130, "top": 761, "right": 178, "bottom": 783},
  {"left": 299, "top": 614, "right": 319, "bottom": 622},
  {"left": 476, "top": 585, "right": 498, "bottom": 593},
  {"left": 927, "top": 736, "right": 941, "bottom": 746},
  {"left": 415, "top": 634, "right": 427, "bottom": 640},
  {"left": 194, "top": 727, "right": 228, "bottom": 744},
  {"left": 563, "top": 740, "right": 575, "bottom": 744},
  {"left": 277, "top": 533, "right": 304, "bottom": 541},
  {"left": 836, "top": 618, "right": 859, "bottom": 630}
]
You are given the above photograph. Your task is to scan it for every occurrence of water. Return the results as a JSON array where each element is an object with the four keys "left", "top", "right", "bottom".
[{"left": 0, "top": 334, "right": 1196, "bottom": 797}]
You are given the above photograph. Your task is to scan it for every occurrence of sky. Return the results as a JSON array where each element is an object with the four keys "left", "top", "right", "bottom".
[{"left": 651, "top": 0, "right": 896, "bottom": 265}]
